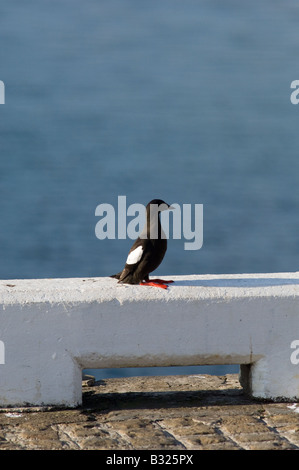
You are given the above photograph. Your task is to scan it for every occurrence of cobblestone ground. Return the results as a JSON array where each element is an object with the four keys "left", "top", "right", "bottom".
[{"left": 0, "top": 374, "right": 299, "bottom": 450}]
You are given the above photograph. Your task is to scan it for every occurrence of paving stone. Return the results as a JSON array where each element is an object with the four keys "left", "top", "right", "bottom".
[{"left": 0, "top": 374, "right": 298, "bottom": 450}]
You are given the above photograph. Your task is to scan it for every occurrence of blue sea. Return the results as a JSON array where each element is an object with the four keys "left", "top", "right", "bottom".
[{"left": 1, "top": 0, "right": 299, "bottom": 380}]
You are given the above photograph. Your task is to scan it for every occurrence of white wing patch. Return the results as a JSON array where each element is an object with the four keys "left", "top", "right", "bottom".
[{"left": 126, "top": 245, "right": 143, "bottom": 265}]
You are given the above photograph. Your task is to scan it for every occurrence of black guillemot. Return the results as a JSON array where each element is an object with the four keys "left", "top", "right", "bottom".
[{"left": 110, "top": 199, "right": 174, "bottom": 289}]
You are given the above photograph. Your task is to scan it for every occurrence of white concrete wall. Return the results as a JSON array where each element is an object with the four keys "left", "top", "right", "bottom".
[{"left": 0, "top": 273, "right": 299, "bottom": 407}]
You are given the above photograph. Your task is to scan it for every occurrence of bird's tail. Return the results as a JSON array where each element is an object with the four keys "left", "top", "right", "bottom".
[
  {"left": 110, "top": 272, "right": 121, "bottom": 280},
  {"left": 110, "top": 271, "right": 140, "bottom": 284}
]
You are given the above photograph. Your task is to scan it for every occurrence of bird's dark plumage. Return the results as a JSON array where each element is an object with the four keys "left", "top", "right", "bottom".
[{"left": 110, "top": 199, "right": 174, "bottom": 288}]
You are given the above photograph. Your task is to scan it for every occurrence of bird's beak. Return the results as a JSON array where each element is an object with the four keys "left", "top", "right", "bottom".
[{"left": 168, "top": 205, "right": 175, "bottom": 210}]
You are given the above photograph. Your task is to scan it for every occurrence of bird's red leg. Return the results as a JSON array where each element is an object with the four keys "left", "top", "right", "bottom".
[
  {"left": 139, "top": 281, "right": 168, "bottom": 289},
  {"left": 139, "top": 278, "right": 174, "bottom": 289}
]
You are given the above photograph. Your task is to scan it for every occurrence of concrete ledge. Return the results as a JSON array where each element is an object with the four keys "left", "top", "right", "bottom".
[{"left": 0, "top": 273, "right": 299, "bottom": 407}]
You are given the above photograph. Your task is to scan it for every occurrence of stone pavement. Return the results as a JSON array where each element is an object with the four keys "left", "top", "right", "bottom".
[{"left": 0, "top": 374, "right": 299, "bottom": 450}]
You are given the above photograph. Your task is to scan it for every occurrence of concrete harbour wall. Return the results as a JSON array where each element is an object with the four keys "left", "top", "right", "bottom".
[{"left": 0, "top": 273, "right": 298, "bottom": 407}]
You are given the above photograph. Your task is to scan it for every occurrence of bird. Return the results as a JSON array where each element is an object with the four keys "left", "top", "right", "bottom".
[{"left": 110, "top": 199, "right": 174, "bottom": 289}]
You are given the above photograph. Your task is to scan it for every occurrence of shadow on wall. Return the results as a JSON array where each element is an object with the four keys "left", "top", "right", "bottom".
[{"left": 171, "top": 278, "right": 299, "bottom": 287}]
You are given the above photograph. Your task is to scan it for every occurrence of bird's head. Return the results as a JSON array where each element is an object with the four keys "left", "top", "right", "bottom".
[
  {"left": 142, "top": 199, "right": 174, "bottom": 237},
  {"left": 146, "top": 199, "right": 174, "bottom": 212}
]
